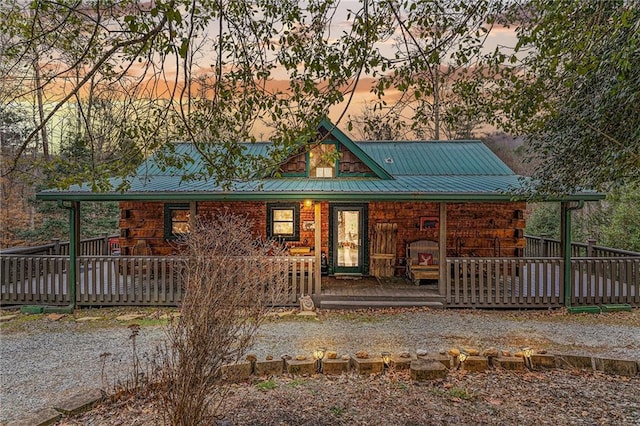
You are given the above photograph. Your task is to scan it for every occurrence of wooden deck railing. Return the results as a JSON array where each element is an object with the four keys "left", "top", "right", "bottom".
[
  {"left": 0, "top": 235, "right": 117, "bottom": 257},
  {"left": 1, "top": 255, "right": 69, "bottom": 304},
  {"left": 76, "top": 256, "right": 187, "bottom": 305},
  {"left": 571, "top": 257, "right": 639, "bottom": 306},
  {"left": 446, "top": 257, "right": 639, "bottom": 308},
  {"left": 1, "top": 255, "right": 317, "bottom": 307},
  {"left": 525, "top": 235, "right": 640, "bottom": 258},
  {"left": 3, "top": 253, "right": 635, "bottom": 308}
]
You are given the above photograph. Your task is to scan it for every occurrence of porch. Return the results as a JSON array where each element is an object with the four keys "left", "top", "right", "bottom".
[{"left": 1, "top": 234, "right": 638, "bottom": 309}]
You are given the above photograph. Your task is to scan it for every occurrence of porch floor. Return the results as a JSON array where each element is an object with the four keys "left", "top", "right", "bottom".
[{"left": 318, "top": 275, "right": 445, "bottom": 309}]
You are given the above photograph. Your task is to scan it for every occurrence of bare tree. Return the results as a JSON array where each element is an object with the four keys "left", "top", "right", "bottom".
[
  {"left": 2, "top": 0, "right": 506, "bottom": 184},
  {"left": 156, "top": 212, "right": 287, "bottom": 425},
  {"left": 349, "top": 105, "right": 407, "bottom": 141},
  {"left": 373, "top": 0, "right": 499, "bottom": 140}
]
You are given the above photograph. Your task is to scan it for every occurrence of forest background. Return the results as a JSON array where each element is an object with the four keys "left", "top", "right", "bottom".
[{"left": 1, "top": 0, "right": 638, "bottom": 251}]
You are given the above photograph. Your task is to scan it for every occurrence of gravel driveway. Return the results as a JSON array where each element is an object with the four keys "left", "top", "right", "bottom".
[{"left": 1, "top": 308, "right": 639, "bottom": 424}]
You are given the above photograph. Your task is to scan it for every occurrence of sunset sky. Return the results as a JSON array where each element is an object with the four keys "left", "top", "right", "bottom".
[{"left": 37, "top": 2, "right": 519, "bottom": 144}]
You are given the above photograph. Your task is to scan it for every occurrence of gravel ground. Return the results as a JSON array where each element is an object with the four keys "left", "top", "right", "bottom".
[{"left": 1, "top": 307, "right": 639, "bottom": 424}]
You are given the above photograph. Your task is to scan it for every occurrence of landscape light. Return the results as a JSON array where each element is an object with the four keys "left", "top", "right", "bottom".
[
  {"left": 381, "top": 352, "right": 392, "bottom": 369},
  {"left": 314, "top": 347, "right": 326, "bottom": 373},
  {"left": 457, "top": 350, "right": 469, "bottom": 370},
  {"left": 522, "top": 347, "right": 533, "bottom": 369}
]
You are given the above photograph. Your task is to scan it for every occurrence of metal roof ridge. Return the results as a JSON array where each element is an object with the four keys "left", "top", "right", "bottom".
[
  {"left": 354, "top": 140, "right": 483, "bottom": 144},
  {"left": 392, "top": 173, "right": 519, "bottom": 176}
]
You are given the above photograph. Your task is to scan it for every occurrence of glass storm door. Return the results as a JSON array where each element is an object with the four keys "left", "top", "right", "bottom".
[{"left": 331, "top": 204, "right": 367, "bottom": 274}]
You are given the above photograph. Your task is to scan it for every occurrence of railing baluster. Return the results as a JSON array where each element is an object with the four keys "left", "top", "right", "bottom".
[
  {"left": 502, "top": 260, "right": 509, "bottom": 305},
  {"left": 462, "top": 259, "right": 468, "bottom": 304},
  {"left": 453, "top": 260, "right": 460, "bottom": 304},
  {"left": 516, "top": 259, "right": 523, "bottom": 305},
  {"left": 470, "top": 260, "right": 477, "bottom": 305},
  {"left": 477, "top": 259, "right": 484, "bottom": 304}
]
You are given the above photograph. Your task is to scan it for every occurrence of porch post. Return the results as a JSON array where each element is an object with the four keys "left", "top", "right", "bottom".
[
  {"left": 561, "top": 200, "right": 584, "bottom": 308},
  {"left": 59, "top": 200, "right": 80, "bottom": 310},
  {"left": 314, "top": 202, "right": 322, "bottom": 294},
  {"left": 74, "top": 201, "right": 80, "bottom": 254},
  {"left": 189, "top": 201, "right": 197, "bottom": 227},
  {"left": 438, "top": 202, "right": 447, "bottom": 295},
  {"left": 560, "top": 202, "right": 569, "bottom": 307}
]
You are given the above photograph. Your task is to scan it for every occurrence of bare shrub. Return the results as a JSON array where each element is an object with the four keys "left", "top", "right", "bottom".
[
  {"left": 157, "top": 212, "right": 287, "bottom": 425},
  {"left": 100, "top": 323, "right": 157, "bottom": 400}
]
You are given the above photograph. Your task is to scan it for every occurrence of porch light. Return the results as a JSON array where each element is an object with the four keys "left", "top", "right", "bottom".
[
  {"left": 304, "top": 199, "right": 313, "bottom": 208},
  {"left": 457, "top": 350, "right": 469, "bottom": 370},
  {"left": 314, "top": 347, "right": 326, "bottom": 373}
]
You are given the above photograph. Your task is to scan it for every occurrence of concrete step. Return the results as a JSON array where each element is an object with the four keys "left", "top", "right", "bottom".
[
  {"left": 332, "top": 273, "right": 364, "bottom": 279},
  {"left": 319, "top": 299, "right": 445, "bottom": 310},
  {"left": 319, "top": 294, "right": 444, "bottom": 303}
]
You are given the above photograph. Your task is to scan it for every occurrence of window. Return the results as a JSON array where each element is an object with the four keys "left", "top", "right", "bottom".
[
  {"left": 309, "top": 143, "right": 337, "bottom": 177},
  {"left": 267, "top": 203, "right": 299, "bottom": 241},
  {"left": 164, "top": 203, "right": 191, "bottom": 240}
]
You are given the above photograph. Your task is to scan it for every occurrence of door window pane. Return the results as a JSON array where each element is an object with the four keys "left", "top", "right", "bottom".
[{"left": 337, "top": 210, "right": 360, "bottom": 267}]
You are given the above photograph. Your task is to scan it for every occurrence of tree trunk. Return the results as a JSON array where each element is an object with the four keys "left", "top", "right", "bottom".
[
  {"left": 33, "top": 57, "right": 49, "bottom": 159},
  {"left": 433, "top": 65, "right": 440, "bottom": 140}
]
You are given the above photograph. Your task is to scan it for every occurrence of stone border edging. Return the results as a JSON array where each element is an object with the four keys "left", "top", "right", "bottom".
[{"left": 221, "top": 351, "right": 640, "bottom": 382}]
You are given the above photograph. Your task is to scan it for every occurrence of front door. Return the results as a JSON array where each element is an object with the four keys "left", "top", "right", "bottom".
[{"left": 330, "top": 204, "right": 367, "bottom": 274}]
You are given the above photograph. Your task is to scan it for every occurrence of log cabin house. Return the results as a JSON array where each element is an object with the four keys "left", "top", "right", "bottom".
[
  {"left": 115, "top": 119, "right": 527, "bottom": 279},
  {"left": 35, "top": 119, "right": 614, "bottom": 309}
]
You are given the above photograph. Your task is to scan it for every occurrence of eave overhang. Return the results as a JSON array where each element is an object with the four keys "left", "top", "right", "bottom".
[{"left": 36, "top": 190, "right": 605, "bottom": 203}]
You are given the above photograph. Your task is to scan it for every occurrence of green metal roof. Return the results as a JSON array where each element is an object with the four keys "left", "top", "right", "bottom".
[
  {"left": 138, "top": 142, "right": 273, "bottom": 176},
  {"left": 358, "top": 141, "right": 515, "bottom": 176},
  {"left": 137, "top": 140, "right": 513, "bottom": 177},
  {"left": 36, "top": 174, "right": 603, "bottom": 202},
  {"left": 36, "top": 124, "right": 604, "bottom": 202}
]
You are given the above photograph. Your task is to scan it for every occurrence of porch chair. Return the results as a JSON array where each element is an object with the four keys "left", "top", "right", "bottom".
[
  {"left": 132, "top": 240, "right": 152, "bottom": 256},
  {"left": 406, "top": 240, "right": 440, "bottom": 285},
  {"left": 131, "top": 240, "right": 154, "bottom": 277}
]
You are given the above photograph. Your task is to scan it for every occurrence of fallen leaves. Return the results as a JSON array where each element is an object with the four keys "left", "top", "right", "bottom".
[{"left": 57, "top": 369, "right": 640, "bottom": 425}]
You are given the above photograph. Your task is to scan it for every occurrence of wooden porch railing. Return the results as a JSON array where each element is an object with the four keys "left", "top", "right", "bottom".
[
  {"left": 3, "top": 252, "right": 636, "bottom": 308},
  {"left": 446, "top": 257, "right": 639, "bottom": 308},
  {"left": 1, "top": 255, "right": 317, "bottom": 307},
  {"left": 0, "top": 255, "right": 69, "bottom": 305},
  {"left": 446, "top": 258, "right": 564, "bottom": 308}
]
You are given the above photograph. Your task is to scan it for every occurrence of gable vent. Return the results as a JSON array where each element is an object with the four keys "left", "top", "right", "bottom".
[{"left": 384, "top": 157, "right": 394, "bottom": 164}]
